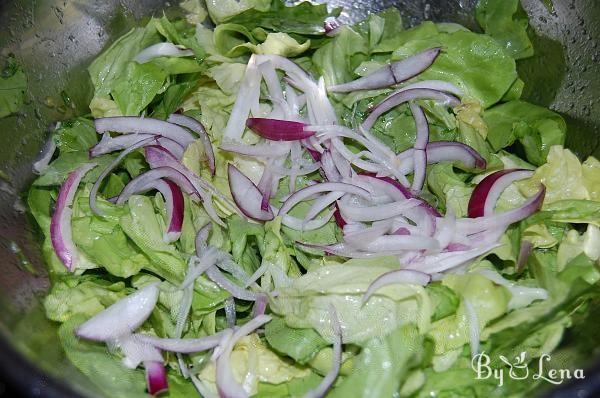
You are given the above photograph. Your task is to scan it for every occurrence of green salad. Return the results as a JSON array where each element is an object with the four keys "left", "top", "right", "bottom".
[{"left": 28, "top": 0, "right": 600, "bottom": 397}]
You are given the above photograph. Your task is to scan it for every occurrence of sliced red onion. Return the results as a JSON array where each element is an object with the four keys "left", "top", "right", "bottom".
[
  {"left": 228, "top": 164, "right": 274, "bottom": 221},
  {"left": 76, "top": 283, "right": 159, "bottom": 341},
  {"left": 216, "top": 256, "right": 251, "bottom": 285},
  {"left": 117, "top": 166, "right": 198, "bottom": 204},
  {"left": 394, "top": 227, "right": 411, "bottom": 235},
  {"left": 362, "top": 88, "right": 460, "bottom": 131},
  {"left": 94, "top": 117, "right": 195, "bottom": 148},
  {"left": 343, "top": 223, "right": 391, "bottom": 247},
  {"left": 117, "top": 335, "right": 164, "bottom": 369},
  {"left": 411, "top": 150, "right": 427, "bottom": 193},
  {"left": 338, "top": 198, "right": 420, "bottom": 222},
  {"left": 215, "top": 321, "right": 269, "bottom": 396},
  {"left": 360, "top": 234, "right": 439, "bottom": 252},
  {"left": 463, "top": 298, "right": 479, "bottom": 358},
  {"left": 144, "top": 360, "right": 169, "bottom": 396},
  {"left": 134, "top": 42, "right": 193, "bottom": 63},
  {"left": 195, "top": 223, "right": 212, "bottom": 252},
  {"left": 224, "top": 55, "right": 261, "bottom": 141},
  {"left": 425, "top": 141, "right": 486, "bottom": 170},
  {"left": 458, "top": 186, "right": 545, "bottom": 235},
  {"left": 246, "top": 118, "right": 314, "bottom": 141},
  {"left": 90, "top": 136, "right": 155, "bottom": 216},
  {"left": 324, "top": 16, "right": 342, "bottom": 36},
  {"left": 468, "top": 169, "right": 534, "bottom": 218},
  {"left": 516, "top": 239, "right": 533, "bottom": 273},
  {"left": 304, "top": 306, "right": 342, "bottom": 398},
  {"left": 278, "top": 182, "right": 370, "bottom": 217},
  {"left": 135, "top": 331, "right": 227, "bottom": 354},
  {"left": 333, "top": 203, "right": 346, "bottom": 228},
  {"left": 51, "top": 163, "right": 97, "bottom": 271},
  {"left": 205, "top": 266, "right": 256, "bottom": 301},
  {"left": 305, "top": 146, "right": 322, "bottom": 162},
  {"left": 281, "top": 209, "right": 335, "bottom": 231},
  {"left": 167, "top": 113, "right": 215, "bottom": 175},
  {"left": 145, "top": 146, "right": 234, "bottom": 225},
  {"left": 215, "top": 315, "right": 272, "bottom": 397},
  {"left": 328, "top": 48, "right": 441, "bottom": 93},
  {"left": 405, "top": 244, "right": 499, "bottom": 273},
  {"left": 90, "top": 134, "right": 185, "bottom": 159},
  {"left": 362, "top": 269, "right": 431, "bottom": 304},
  {"left": 305, "top": 191, "right": 345, "bottom": 221},
  {"left": 446, "top": 242, "right": 471, "bottom": 251},
  {"left": 320, "top": 150, "right": 343, "bottom": 182},
  {"left": 152, "top": 179, "right": 184, "bottom": 243},
  {"left": 298, "top": 241, "right": 413, "bottom": 258},
  {"left": 252, "top": 293, "right": 269, "bottom": 318},
  {"left": 32, "top": 136, "right": 56, "bottom": 174},
  {"left": 220, "top": 140, "right": 291, "bottom": 158},
  {"left": 395, "top": 80, "right": 464, "bottom": 97},
  {"left": 224, "top": 296, "right": 236, "bottom": 328},
  {"left": 411, "top": 103, "right": 430, "bottom": 151}
]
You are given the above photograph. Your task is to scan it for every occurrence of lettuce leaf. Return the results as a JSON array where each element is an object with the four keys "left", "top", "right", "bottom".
[
  {"left": 270, "top": 260, "right": 431, "bottom": 344},
  {"left": 518, "top": 146, "right": 598, "bottom": 203},
  {"left": 391, "top": 29, "right": 517, "bottom": 108},
  {"left": 223, "top": 0, "right": 339, "bottom": 35},
  {"left": 329, "top": 325, "right": 425, "bottom": 398},
  {"left": 265, "top": 315, "right": 328, "bottom": 364},
  {"left": 44, "top": 276, "right": 128, "bottom": 322},
  {"left": 484, "top": 101, "right": 566, "bottom": 165},
  {"left": 476, "top": 0, "right": 534, "bottom": 59},
  {"left": 58, "top": 315, "right": 148, "bottom": 398},
  {"left": 0, "top": 56, "right": 27, "bottom": 118}
]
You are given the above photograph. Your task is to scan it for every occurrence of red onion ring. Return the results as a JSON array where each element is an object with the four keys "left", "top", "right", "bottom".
[
  {"left": 76, "top": 283, "right": 159, "bottom": 341},
  {"left": 144, "top": 360, "right": 169, "bottom": 396},
  {"left": 278, "top": 182, "right": 371, "bottom": 217},
  {"left": 167, "top": 113, "right": 216, "bottom": 175},
  {"left": 362, "top": 269, "right": 431, "bottom": 304},
  {"left": 246, "top": 118, "right": 315, "bottom": 141},
  {"left": 228, "top": 164, "right": 274, "bottom": 221},
  {"left": 467, "top": 169, "right": 534, "bottom": 218},
  {"left": 361, "top": 88, "right": 460, "bottom": 131},
  {"left": 50, "top": 163, "right": 97, "bottom": 271},
  {"left": 328, "top": 48, "right": 441, "bottom": 93},
  {"left": 94, "top": 117, "right": 195, "bottom": 148}
]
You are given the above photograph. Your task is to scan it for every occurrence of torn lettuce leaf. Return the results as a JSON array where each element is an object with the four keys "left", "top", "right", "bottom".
[
  {"left": 476, "top": 0, "right": 534, "bottom": 59},
  {"left": 0, "top": 56, "right": 27, "bottom": 118}
]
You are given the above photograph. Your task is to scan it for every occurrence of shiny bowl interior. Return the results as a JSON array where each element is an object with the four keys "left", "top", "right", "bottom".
[{"left": 0, "top": 0, "right": 599, "bottom": 396}]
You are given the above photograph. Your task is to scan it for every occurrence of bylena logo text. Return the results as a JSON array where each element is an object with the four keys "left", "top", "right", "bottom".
[{"left": 471, "top": 352, "right": 585, "bottom": 387}]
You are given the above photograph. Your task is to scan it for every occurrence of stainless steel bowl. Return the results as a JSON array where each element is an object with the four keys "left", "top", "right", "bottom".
[{"left": 0, "top": 0, "right": 598, "bottom": 396}]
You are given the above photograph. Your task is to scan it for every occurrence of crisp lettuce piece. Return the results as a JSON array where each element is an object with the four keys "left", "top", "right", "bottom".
[
  {"left": 89, "top": 97, "right": 122, "bottom": 118},
  {"left": 374, "top": 21, "right": 438, "bottom": 53},
  {"left": 207, "top": 63, "right": 247, "bottom": 95},
  {"left": 427, "top": 283, "right": 460, "bottom": 322},
  {"left": 265, "top": 315, "right": 328, "bottom": 364},
  {"left": 426, "top": 163, "right": 473, "bottom": 217},
  {"left": 111, "top": 61, "right": 168, "bottom": 116},
  {"left": 182, "top": 86, "right": 236, "bottom": 137},
  {"left": 120, "top": 195, "right": 188, "bottom": 283},
  {"left": 313, "top": 27, "right": 369, "bottom": 89},
  {"left": 391, "top": 30, "right": 517, "bottom": 108},
  {"left": 53, "top": 118, "right": 98, "bottom": 153},
  {"left": 198, "top": 333, "right": 310, "bottom": 396},
  {"left": 484, "top": 101, "right": 566, "bottom": 165},
  {"left": 44, "top": 276, "right": 127, "bottom": 322},
  {"left": 428, "top": 273, "right": 510, "bottom": 355},
  {"left": 255, "top": 372, "right": 323, "bottom": 398},
  {"left": 153, "top": 15, "right": 206, "bottom": 58},
  {"left": 151, "top": 78, "right": 200, "bottom": 120},
  {"left": 58, "top": 315, "right": 149, "bottom": 398},
  {"left": 254, "top": 33, "right": 311, "bottom": 57},
  {"left": 0, "top": 56, "right": 27, "bottom": 118},
  {"left": 88, "top": 25, "right": 160, "bottom": 98},
  {"left": 259, "top": 218, "right": 302, "bottom": 290},
  {"left": 557, "top": 225, "right": 600, "bottom": 268},
  {"left": 270, "top": 260, "right": 431, "bottom": 344},
  {"left": 33, "top": 152, "right": 116, "bottom": 187},
  {"left": 329, "top": 325, "right": 425, "bottom": 398},
  {"left": 71, "top": 192, "right": 150, "bottom": 278},
  {"left": 222, "top": 0, "right": 339, "bottom": 35},
  {"left": 476, "top": 0, "right": 534, "bottom": 59},
  {"left": 518, "top": 146, "right": 597, "bottom": 203}
]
